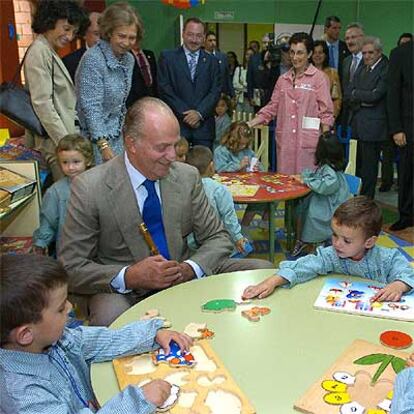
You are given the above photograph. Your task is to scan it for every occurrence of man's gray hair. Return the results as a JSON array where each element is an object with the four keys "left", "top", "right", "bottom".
[
  {"left": 123, "top": 97, "right": 176, "bottom": 141},
  {"left": 346, "top": 22, "right": 364, "bottom": 32},
  {"left": 362, "top": 36, "right": 383, "bottom": 51}
]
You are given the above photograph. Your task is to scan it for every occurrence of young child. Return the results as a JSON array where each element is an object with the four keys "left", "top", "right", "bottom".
[
  {"left": 214, "top": 96, "right": 232, "bottom": 150},
  {"left": 32, "top": 134, "right": 94, "bottom": 255},
  {"left": 0, "top": 254, "right": 192, "bottom": 413},
  {"left": 175, "top": 137, "right": 189, "bottom": 162},
  {"left": 243, "top": 196, "right": 414, "bottom": 301},
  {"left": 186, "top": 145, "right": 249, "bottom": 254},
  {"left": 291, "top": 132, "right": 351, "bottom": 256},
  {"left": 391, "top": 353, "right": 414, "bottom": 414},
  {"left": 214, "top": 121, "right": 261, "bottom": 173}
]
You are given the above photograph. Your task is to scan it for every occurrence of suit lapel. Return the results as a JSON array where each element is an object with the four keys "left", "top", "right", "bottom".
[
  {"left": 179, "top": 47, "right": 192, "bottom": 82},
  {"left": 194, "top": 49, "right": 208, "bottom": 83}
]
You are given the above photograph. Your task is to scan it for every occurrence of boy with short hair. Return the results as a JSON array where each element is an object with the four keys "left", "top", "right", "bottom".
[
  {"left": 243, "top": 196, "right": 414, "bottom": 301},
  {"left": 0, "top": 254, "right": 192, "bottom": 414}
]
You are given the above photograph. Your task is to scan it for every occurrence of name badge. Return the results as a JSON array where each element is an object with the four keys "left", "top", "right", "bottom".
[{"left": 302, "top": 116, "right": 320, "bottom": 130}]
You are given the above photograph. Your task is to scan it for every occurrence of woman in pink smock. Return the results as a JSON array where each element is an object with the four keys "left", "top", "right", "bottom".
[{"left": 248, "top": 32, "right": 334, "bottom": 174}]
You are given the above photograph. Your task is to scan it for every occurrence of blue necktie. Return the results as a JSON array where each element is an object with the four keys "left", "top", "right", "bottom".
[
  {"left": 188, "top": 52, "right": 197, "bottom": 81},
  {"left": 328, "top": 44, "right": 336, "bottom": 69},
  {"left": 142, "top": 179, "right": 170, "bottom": 259}
]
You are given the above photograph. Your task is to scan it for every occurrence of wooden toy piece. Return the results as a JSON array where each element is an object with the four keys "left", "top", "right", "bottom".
[
  {"left": 184, "top": 322, "right": 206, "bottom": 339},
  {"left": 140, "top": 309, "right": 172, "bottom": 328},
  {"left": 294, "top": 339, "right": 410, "bottom": 414},
  {"left": 157, "top": 384, "right": 180, "bottom": 412},
  {"left": 241, "top": 306, "right": 271, "bottom": 322},
  {"left": 152, "top": 341, "right": 196, "bottom": 368},
  {"left": 380, "top": 330, "right": 413, "bottom": 349},
  {"left": 201, "top": 299, "right": 237, "bottom": 313},
  {"left": 198, "top": 328, "right": 214, "bottom": 339}
]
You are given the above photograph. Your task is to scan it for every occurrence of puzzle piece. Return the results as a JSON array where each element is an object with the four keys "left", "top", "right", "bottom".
[
  {"left": 157, "top": 384, "right": 180, "bottom": 412},
  {"left": 152, "top": 341, "right": 196, "bottom": 368},
  {"left": 201, "top": 299, "right": 237, "bottom": 313},
  {"left": 184, "top": 323, "right": 215, "bottom": 340},
  {"left": 241, "top": 306, "right": 271, "bottom": 322},
  {"left": 140, "top": 309, "right": 172, "bottom": 328}
]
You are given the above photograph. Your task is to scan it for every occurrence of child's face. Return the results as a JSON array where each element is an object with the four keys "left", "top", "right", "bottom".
[
  {"left": 237, "top": 136, "right": 250, "bottom": 152},
  {"left": 175, "top": 144, "right": 189, "bottom": 162},
  {"left": 331, "top": 218, "right": 376, "bottom": 261},
  {"left": 58, "top": 150, "right": 88, "bottom": 179},
  {"left": 216, "top": 100, "right": 228, "bottom": 117},
  {"left": 32, "top": 285, "right": 72, "bottom": 350}
]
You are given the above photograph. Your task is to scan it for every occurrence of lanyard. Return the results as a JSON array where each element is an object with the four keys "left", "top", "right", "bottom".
[{"left": 50, "top": 345, "right": 89, "bottom": 408}]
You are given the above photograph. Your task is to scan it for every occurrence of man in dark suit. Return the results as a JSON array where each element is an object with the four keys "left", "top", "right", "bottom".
[
  {"left": 62, "top": 12, "right": 100, "bottom": 82},
  {"left": 204, "top": 31, "right": 234, "bottom": 98},
  {"left": 60, "top": 97, "right": 273, "bottom": 325},
  {"left": 387, "top": 41, "right": 414, "bottom": 231},
  {"left": 324, "top": 15, "right": 350, "bottom": 79},
  {"left": 158, "top": 17, "right": 221, "bottom": 148},
  {"left": 347, "top": 36, "right": 388, "bottom": 199}
]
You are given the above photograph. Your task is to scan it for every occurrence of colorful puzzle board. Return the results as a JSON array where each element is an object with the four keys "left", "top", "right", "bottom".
[
  {"left": 113, "top": 339, "right": 255, "bottom": 413},
  {"left": 313, "top": 278, "right": 414, "bottom": 322},
  {"left": 294, "top": 339, "right": 410, "bottom": 414}
]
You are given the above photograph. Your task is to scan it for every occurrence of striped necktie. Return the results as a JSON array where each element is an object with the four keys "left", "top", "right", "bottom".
[{"left": 188, "top": 52, "right": 197, "bottom": 81}]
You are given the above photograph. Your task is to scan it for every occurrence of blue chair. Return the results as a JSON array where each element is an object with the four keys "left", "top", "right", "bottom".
[{"left": 344, "top": 173, "right": 362, "bottom": 196}]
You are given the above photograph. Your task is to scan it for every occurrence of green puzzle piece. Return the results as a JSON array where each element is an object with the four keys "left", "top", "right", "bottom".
[{"left": 201, "top": 299, "right": 237, "bottom": 312}]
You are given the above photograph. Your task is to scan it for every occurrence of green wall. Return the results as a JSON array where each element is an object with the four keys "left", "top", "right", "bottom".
[{"left": 109, "top": 0, "right": 413, "bottom": 56}]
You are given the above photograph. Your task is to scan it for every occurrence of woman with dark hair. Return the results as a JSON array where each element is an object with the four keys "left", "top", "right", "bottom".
[
  {"left": 24, "top": 0, "right": 88, "bottom": 180},
  {"left": 76, "top": 2, "right": 141, "bottom": 164},
  {"left": 248, "top": 32, "right": 334, "bottom": 174},
  {"left": 226, "top": 51, "right": 239, "bottom": 81},
  {"left": 233, "top": 48, "right": 255, "bottom": 114},
  {"left": 312, "top": 40, "right": 342, "bottom": 118}
]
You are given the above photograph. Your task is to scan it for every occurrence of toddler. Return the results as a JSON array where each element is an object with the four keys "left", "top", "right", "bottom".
[
  {"left": 32, "top": 134, "right": 93, "bottom": 255},
  {"left": 391, "top": 353, "right": 414, "bottom": 414},
  {"left": 214, "top": 96, "right": 232, "bottom": 150},
  {"left": 174, "top": 137, "right": 189, "bottom": 162},
  {"left": 243, "top": 196, "right": 414, "bottom": 301},
  {"left": 0, "top": 254, "right": 192, "bottom": 414},
  {"left": 292, "top": 132, "right": 351, "bottom": 256},
  {"left": 186, "top": 145, "right": 250, "bottom": 254}
]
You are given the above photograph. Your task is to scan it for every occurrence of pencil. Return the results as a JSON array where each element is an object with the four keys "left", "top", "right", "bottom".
[{"left": 138, "top": 223, "right": 159, "bottom": 256}]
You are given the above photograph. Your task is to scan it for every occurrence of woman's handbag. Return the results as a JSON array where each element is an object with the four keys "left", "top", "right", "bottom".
[{"left": 0, "top": 47, "right": 53, "bottom": 137}]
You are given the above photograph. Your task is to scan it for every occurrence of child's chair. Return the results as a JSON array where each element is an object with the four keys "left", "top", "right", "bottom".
[
  {"left": 344, "top": 173, "right": 362, "bottom": 195},
  {"left": 252, "top": 125, "right": 269, "bottom": 171}
]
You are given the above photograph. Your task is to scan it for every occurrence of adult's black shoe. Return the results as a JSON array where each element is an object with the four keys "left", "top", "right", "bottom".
[
  {"left": 379, "top": 185, "right": 392, "bottom": 192},
  {"left": 389, "top": 219, "right": 414, "bottom": 231}
]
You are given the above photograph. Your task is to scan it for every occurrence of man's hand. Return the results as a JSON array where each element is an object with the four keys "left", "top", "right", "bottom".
[
  {"left": 141, "top": 379, "right": 171, "bottom": 407},
  {"left": 183, "top": 110, "right": 201, "bottom": 128},
  {"left": 155, "top": 329, "right": 193, "bottom": 354},
  {"left": 371, "top": 280, "right": 410, "bottom": 302},
  {"left": 125, "top": 256, "right": 182, "bottom": 290},
  {"left": 170, "top": 262, "right": 196, "bottom": 286},
  {"left": 393, "top": 132, "right": 407, "bottom": 147}
]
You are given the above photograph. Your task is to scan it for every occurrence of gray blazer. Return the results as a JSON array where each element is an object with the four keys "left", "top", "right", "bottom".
[{"left": 59, "top": 156, "right": 233, "bottom": 294}]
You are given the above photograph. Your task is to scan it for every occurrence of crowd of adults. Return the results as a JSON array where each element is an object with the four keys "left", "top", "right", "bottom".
[{"left": 23, "top": 0, "right": 413, "bottom": 325}]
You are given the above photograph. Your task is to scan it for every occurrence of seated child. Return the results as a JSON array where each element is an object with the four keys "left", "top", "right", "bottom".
[
  {"left": 32, "top": 134, "right": 93, "bottom": 255},
  {"left": 214, "top": 96, "right": 232, "bottom": 150},
  {"left": 214, "top": 121, "right": 261, "bottom": 173},
  {"left": 175, "top": 137, "right": 189, "bottom": 162},
  {"left": 291, "top": 132, "right": 351, "bottom": 256},
  {"left": 243, "top": 196, "right": 414, "bottom": 301},
  {"left": 391, "top": 353, "right": 414, "bottom": 414},
  {"left": 0, "top": 254, "right": 192, "bottom": 414},
  {"left": 186, "top": 145, "right": 249, "bottom": 254}
]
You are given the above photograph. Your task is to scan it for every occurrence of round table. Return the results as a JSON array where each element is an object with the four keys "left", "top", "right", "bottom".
[{"left": 91, "top": 270, "right": 413, "bottom": 413}]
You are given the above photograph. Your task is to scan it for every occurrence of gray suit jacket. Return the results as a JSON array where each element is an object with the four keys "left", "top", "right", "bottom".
[{"left": 59, "top": 155, "right": 233, "bottom": 294}]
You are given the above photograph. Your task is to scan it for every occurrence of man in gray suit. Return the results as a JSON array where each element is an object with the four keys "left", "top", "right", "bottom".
[{"left": 60, "top": 97, "right": 273, "bottom": 326}]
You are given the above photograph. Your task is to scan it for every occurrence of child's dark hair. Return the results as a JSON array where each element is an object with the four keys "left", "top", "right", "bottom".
[
  {"left": 333, "top": 196, "right": 383, "bottom": 238},
  {"left": 315, "top": 132, "right": 346, "bottom": 171},
  {"left": 186, "top": 145, "right": 213, "bottom": 176},
  {"left": 216, "top": 95, "right": 233, "bottom": 117},
  {"left": 56, "top": 134, "right": 94, "bottom": 167},
  {"left": 1, "top": 255, "right": 68, "bottom": 345},
  {"left": 220, "top": 121, "right": 252, "bottom": 153}
]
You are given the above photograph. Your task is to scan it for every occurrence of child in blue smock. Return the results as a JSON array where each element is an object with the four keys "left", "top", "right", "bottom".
[
  {"left": 291, "top": 132, "right": 351, "bottom": 256},
  {"left": 32, "top": 134, "right": 93, "bottom": 255},
  {"left": 391, "top": 353, "right": 414, "bottom": 414},
  {"left": 243, "top": 196, "right": 414, "bottom": 302},
  {"left": 186, "top": 145, "right": 250, "bottom": 255},
  {"left": 214, "top": 96, "right": 232, "bottom": 150}
]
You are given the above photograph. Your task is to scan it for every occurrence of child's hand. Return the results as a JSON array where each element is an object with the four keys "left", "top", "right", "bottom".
[
  {"left": 141, "top": 379, "right": 171, "bottom": 407},
  {"left": 292, "top": 174, "right": 303, "bottom": 184},
  {"left": 240, "top": 156, "right": 249, "bottom": 170},
  {"left": 371, "top": 280, "right": 411, "bottom": 302},
  {"left": 235, "top": 238, "right": 248, "bottom": 253},
  {"left": 101, "top": 147, "right": 115, "bottom": 162},
  {"left": 242, "top": 275, "right": 285, "bottom": 300},
  {"left": 32, "top": 246, "right": 47, "bottom": 255},
  {"left": 155, "top": 329, "right": 193, "bottom": 355},
  {"left": 407, "top": 353, "right": 414, "bottom": 368}
]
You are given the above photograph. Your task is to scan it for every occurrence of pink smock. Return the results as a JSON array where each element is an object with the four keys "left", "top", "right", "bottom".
[{"left": 257, "top": 64, "right": 334, "bottom": 174}]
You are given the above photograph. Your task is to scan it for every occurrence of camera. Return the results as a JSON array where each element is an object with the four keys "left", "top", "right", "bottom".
[{"left": 267, "top": 33, "right": 290, "bottom": 65}]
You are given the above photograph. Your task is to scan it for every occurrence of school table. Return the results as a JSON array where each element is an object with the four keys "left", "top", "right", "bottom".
[
  {"left": 216, "top": 172, "right": 310, "bottom": 262},
  {"left": 91, "top": 269, "right": 413, "bottom": 413}
]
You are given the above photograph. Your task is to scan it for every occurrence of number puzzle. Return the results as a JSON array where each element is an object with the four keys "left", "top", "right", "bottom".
[{"left": 113, "top": 339, "right": 255, "bottom": 413}]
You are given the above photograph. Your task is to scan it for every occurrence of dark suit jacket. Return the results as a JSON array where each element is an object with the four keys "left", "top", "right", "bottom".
[
  {"left": 387, "top": 41, "right": 413, "bottom": 141},
  {"left": 158, "top": 47, "right": 221, "bottom": 145},
  {"left": 126, "top": 49, "right": 158, "bottom": 109},
  {"left": 337, "top": 40, "right": 350, "bottom": 79},
  {"left": 348, "top": 57, "right": 388, "bottom": 142},
  {"left": 60, "top": 156, "right": 233, "bottom": 295},
  {"left": 212, "top": 51, "right": 234, "bottom": 97},
  {"left": 62, "top": 47, "right": 86, "bottom": 82}
]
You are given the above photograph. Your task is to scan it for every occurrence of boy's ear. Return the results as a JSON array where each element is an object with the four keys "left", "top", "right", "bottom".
[
  {"left": 364, "top": 235, "right": 377, "bottom": 249},
  {"left": 14, "top": 326, "right": 35, "bottom": 347}
]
